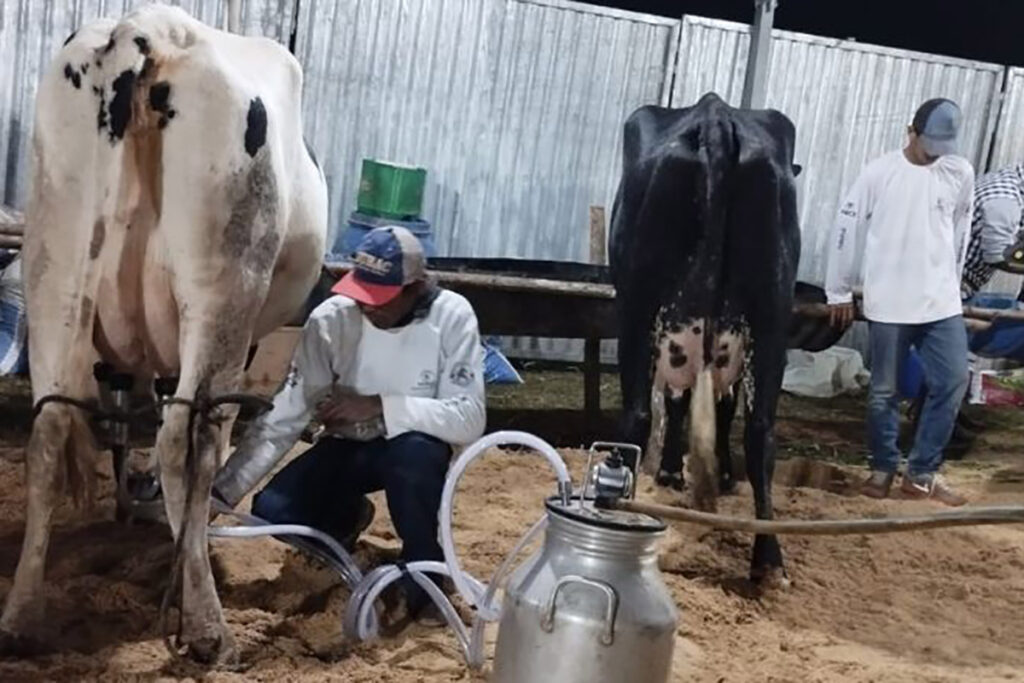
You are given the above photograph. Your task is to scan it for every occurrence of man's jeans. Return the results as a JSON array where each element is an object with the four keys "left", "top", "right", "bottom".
[
  {"left": 251, "top": 432, "right": 451, "bottom": 610},
  {"left": 868, "top": 315, "right": 969, "bottom": 478}
]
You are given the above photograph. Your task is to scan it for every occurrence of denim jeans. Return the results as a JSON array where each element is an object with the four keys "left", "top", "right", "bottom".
[
  {"left": 252, "top": 432, "right": 451, "bottom": 610},
  {"left": 867, "top": 315, "right": 969, "bottom": 478}
]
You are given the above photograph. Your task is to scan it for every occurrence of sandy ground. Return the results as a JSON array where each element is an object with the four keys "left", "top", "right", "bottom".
[{"left": 0, "top": 382, "right": 1023, "bottom": 681}]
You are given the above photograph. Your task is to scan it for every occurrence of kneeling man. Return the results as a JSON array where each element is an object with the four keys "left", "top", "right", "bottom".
[{"left": 215, "top": 226, "right": 486, "bottom": 617}]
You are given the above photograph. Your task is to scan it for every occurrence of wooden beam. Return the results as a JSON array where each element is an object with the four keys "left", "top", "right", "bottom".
[
  {"left": 589, "top": 205, "right": 607, "bottom": 265},
  {"left": 962, "top": 305, "right": 1024, "bottom": 322},
  {"left": 324, "top": 261, "right": 616, "bottom": 299}
]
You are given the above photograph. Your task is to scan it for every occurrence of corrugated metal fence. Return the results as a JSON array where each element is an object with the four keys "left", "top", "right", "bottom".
[
  {"left": 295, "top": 0, "right": 678, "bottom": 260},
  {"left": 2, "top": 1, "right": 1024, "bottom": 363},
  {"left": 673, "top": 16, "right": 1004, "bottom": 286}
]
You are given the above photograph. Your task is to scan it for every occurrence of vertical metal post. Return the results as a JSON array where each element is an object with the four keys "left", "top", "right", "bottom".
[
  {"left": 227, "top": 0, "right": 242, "bottom": 34},
  {"left": 740, "top": 0, "right": 777, "bottom": 109}
]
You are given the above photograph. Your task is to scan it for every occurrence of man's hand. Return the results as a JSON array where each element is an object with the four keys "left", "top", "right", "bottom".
[
  {"left": 829, "top": 302, "right": 856, "bottom": 329},
  {"left": 316, "top": 394, "right": 383, "bottom": 427}
]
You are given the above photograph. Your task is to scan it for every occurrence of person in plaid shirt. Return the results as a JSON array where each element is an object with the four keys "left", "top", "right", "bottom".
[{"left": 960, "top": 163, "right": 1024, "bottom": 301}]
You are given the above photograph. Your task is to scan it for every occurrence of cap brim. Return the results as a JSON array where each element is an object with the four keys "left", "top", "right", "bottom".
[
  {"left": 331, "top": 272, "right": 402, "bottom": 305},
  {"left": 921, "top": 136, "right": 958, "bottom": 157}
]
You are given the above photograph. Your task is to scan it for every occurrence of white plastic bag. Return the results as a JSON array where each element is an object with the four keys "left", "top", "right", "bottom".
[{"left": 782, "top": 347, "right": 869, "bottom": 398}]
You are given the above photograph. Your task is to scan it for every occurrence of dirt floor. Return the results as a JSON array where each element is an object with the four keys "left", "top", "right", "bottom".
[{"left": 0, "top": 373, "right": 1023, "bottom": 682}]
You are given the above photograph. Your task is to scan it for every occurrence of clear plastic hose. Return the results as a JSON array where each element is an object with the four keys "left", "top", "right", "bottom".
[
  {"left": 342, "top": 561, "right": 471, "bottom": 660},
  {"left": 465, "top": 514, "right": 547, "bottom": 669},
  {"left": 208, "top": 504, "right": 364, "bottom": 587},
  {"left": 438, "top": 430, "right": 572, "bottom": 620},
  {"left": 209, "top": 431, "right": 571, "bottom": 672}
]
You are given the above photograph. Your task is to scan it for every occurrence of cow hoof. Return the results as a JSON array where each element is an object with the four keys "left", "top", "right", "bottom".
[
  {"left": 0, "top": 628, "right": 49, "bottom": 657},
  {"left": 751, "top": 566, "right": 790, "bottom": 591},
  {"left": 655, "top": 469, "right": 685, "bottom": 492},
  {"left": 718, "top": 476, "right": 737, "bottom": 495},
  {"left": 183, "top": 627, "right": 237, "bottom": 667}
]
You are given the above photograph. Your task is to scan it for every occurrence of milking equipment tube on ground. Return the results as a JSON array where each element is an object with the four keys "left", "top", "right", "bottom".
[
  {"left": 208, "top": 501, "right": 364, "bottom": 588},
  {"left": 344, "top": 430, "right": 573, "bottom": 670},
  {"left": 613, "top": 498, "right": 1024, "bottom": 534},
  {"left": 206, "top": 430, "right": 573, "bottom": 671}
]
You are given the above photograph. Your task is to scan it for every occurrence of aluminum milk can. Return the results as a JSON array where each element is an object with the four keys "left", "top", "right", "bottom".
[{"left": 492, "top": 496, "right": 677, "bottom": 683}]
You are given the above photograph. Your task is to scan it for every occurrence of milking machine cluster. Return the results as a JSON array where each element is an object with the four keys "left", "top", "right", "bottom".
[
  {"left": 92, "top": 363, "right": 166, "bottom": 523},
  {"left": 210, "top": 430, "right": 678, "bottom": 682}
]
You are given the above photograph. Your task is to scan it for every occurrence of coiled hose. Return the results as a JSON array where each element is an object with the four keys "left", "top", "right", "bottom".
[
  {"left": 207, "top": 430, "right": 573, "bottom": 671},
  {"left": 343, "top": 430, "right": 573, "bottom": 670}
]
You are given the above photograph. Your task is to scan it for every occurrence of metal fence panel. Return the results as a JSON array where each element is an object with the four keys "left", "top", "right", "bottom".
[
  {"left": 988, "top": 67, "right": 1024, "bottom": 170},
  {"left": 671, "top": 16, "right": 1004, "bottom": 289},
  {"left": 295, "top": 0, "right": 678, "bottom": 260},
  {"left": 0, "top": 0, "right": 296, "bottom": 207}
]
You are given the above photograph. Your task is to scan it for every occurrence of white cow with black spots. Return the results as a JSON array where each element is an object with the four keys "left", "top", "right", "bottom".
[{"left": 0, "top": 3, "right": 327, "bottom": 664}]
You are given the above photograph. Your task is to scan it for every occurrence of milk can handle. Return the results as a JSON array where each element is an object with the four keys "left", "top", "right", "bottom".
[{"left": 540, "top": 575, "right": 619, "bottom": 646}]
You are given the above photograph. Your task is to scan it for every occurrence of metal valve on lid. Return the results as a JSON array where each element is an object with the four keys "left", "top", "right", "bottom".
[{"left": 585, "top": 442, "right": 642, "bottom": 507}]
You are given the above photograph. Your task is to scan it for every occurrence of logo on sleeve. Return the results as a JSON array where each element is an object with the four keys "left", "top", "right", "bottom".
[
  {"left": 449, "top": 362, "right": 475, "bottom": 387},
  {"left": 413, "top": 369, "right": 437, "bottom": 391}
]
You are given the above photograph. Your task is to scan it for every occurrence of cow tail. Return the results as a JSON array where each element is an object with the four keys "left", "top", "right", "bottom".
[{"left": 688, "top": 365, "right": 717, "bottom": 512}]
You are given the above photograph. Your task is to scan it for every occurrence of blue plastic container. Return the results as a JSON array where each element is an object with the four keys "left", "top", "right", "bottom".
[{"left": 332, "top": 211, "right": 436, "bottom": 259}]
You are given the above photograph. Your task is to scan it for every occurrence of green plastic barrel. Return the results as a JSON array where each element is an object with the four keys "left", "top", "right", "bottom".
[{"left": 356, "top": 159, "right": 427, "bottom": 219}]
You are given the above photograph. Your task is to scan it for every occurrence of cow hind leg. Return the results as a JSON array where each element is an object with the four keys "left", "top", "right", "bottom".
[
  {"left": 744, "top": 335, "right": 788, "bottom": 587},
  {"left": 156, "top": 311, "right": 257, "bottom": 665},
  {"left": 656, "top": 390, "right": 687, "bottom": 491},
  {"left": 617, "top": 313, "right": 655, "bottom": 464},
  {"left": 0, "top": 402, "right": 97, "bottom": 653}
]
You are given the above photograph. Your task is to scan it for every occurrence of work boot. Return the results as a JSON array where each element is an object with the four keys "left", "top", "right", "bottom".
[
  {"left": 859, "top": 470, "right": 896, "bottom": 499},
  {"left": 379, "top": 575, "right": 452, "bottom": 634},
  {"left": 899, "top": 473, "right": 968, "bottom": 507},
  {"left": 340, "top": 497, "right": 376, "bottom": 552}
]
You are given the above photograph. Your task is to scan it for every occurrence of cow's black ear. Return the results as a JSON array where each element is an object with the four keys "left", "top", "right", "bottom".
[{"left": 792, "top": 164, "right": 803, "bottom": 178}]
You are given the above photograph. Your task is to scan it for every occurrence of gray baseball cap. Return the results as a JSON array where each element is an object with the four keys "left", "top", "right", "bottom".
[{"left": 912, "top": 98, "right": 962, "bottom": 157}]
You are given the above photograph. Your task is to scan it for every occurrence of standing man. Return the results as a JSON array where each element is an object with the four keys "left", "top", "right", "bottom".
[
  {"left": 961, "top": 162, "right": 1024, "bottom": 301},
  {"left": 213, "top": 226, "right": 486, "bottom": 619},
  {"left": 825, "top": 98, "right": 974, "bottom": 506}
]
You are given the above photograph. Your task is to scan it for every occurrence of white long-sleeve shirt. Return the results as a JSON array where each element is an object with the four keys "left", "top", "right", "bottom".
[
  {"left": 215, "top": 288, "right": 486, "bottom": 505},
  {"left": 824, "top": 149, "right": 975, "bottom": 324}
]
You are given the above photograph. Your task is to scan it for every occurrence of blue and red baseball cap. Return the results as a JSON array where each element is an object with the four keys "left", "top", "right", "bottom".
[{"left": 332, "top": 226, "right": 428, "bottom": 305}]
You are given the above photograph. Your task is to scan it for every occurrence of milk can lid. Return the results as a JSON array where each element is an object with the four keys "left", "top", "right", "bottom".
[{"left": 545, "top": 496, "right": 667, "bottom": 533}]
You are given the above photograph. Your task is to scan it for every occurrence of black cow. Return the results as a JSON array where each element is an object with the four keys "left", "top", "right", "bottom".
[{"left": 610, "top": 92, "right": 817, "bottom": 583}]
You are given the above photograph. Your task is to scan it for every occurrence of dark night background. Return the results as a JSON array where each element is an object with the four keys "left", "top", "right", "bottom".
[{"left": 589, "top": 1, "right": 1017, "bottom": 67}]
